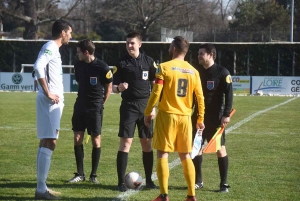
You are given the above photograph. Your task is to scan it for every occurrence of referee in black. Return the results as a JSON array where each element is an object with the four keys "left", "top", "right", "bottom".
[
  {"left": 112, "top": 32, "right": 158, "bottom": 192},
  {"left": 191, "top": 43, "right": 233, "bottom": 193},
  {"left": 68, "top": 39, "right": 112, "bottom": 184}
]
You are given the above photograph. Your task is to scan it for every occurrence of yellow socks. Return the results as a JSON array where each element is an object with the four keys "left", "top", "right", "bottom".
[
  {"left": 156, "top": 158, "right": 169, "bottom": 195},
  {"left": 182, "top": 158, "right": 196, "bottom": 196}
]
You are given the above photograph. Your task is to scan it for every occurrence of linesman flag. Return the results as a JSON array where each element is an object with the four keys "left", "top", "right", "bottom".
[{"left": 203, "top": 109, "right": 236, "bottom": 153}]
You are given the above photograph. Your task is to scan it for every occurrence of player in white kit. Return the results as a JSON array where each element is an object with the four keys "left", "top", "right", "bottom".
[{"left": 34, "top": 19, "right": 72, "bottom": 200}]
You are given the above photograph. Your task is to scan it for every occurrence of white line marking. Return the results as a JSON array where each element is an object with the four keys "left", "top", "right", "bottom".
[{"left": 114, "top": 96, "right": 299, "bottom": 201}]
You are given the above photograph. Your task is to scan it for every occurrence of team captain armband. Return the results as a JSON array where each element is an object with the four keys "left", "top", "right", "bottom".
[{"left": 155, "top": 78, "right": 163, "bottom": 85}]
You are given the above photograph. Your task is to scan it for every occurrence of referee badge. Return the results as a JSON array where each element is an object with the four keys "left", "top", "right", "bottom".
[
  {"left": 106, "top": 71, "right": 113, "bottom": 79},
  {"left": 90, "top": 77, "right": 97, "bottom": 85},
  {"left": 113, "top": 66, "right": 117, "bottom": 74},
  {"left": 207, "top": 81, "right": 214, "bottom": 90},
  {"left": 142, "top": 71, "right": 148, "bottom": 80},
  {"left": 226, "top": 75, "right": 232, "bottom": 83}
]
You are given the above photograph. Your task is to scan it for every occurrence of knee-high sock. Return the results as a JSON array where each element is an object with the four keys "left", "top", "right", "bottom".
[
  {"left": 37, "top": 147, "right": 52, "bottom": 193},
  {"left": 36, "top": 147, "right": 41, "bottom": 176},
  {"left": 182, "top": 158, "right": 196, "bottom": 196},
  {"left": 91, "top": 147, "right": 101, "bottom": 176},
  {"left": 156, "top": 158, "right": 169, "bottom": 195},
  {"left": 142, "top": 151, "right": 153, "bottom": 183},
  {"left": 74, "top": 145, "right": 84, "bottom": 176},
  {"left": 117, "top": 151, "right": 128, "bottom": 185},
  {"left": 218, "top": 155, "right": 229, "bottom": 185},
  {"left": 192, "top": 155, "right": 203, "bottom": 184}
]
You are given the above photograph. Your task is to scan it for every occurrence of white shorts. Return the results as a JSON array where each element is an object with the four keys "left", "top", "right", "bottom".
[{"left": 36, "top": 93, "right": 64, "bottom": 139}]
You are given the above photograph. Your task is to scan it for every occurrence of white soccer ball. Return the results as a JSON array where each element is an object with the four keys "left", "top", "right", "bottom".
[
  {"left": 125, "top": 172, "right": 143, "bottom": 190},
  {"left": 256, "top": 90, "right": 263, "bottom": 96}
]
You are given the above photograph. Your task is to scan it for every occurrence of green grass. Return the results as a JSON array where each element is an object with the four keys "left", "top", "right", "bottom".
[{"left": 0, "top": 92, "right": 299, "bottom": 201}]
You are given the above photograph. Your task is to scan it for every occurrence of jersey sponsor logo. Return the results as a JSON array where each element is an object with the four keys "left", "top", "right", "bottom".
[
  {"left": 207, "top": 81, "right": 214, "bottom": 90},
  {"left": 226, "top": 75, "right": 232, "bottom": 83},
  {"left": 113, "top": 66, "right": 117, "bottom": 74},
  {"left": 142, "top": 71, "right": 148, "bottom": 80},
  {"left": 90, "top": 77, "right": 97, "bottom": 85},
  {"left": 153, "top": 61, "right": 158, "bottom": 68},
  {"left": 106, "top": 71, "right": 113, "bottom": 79},
  {"left": 44, "top": 49, "right": 52, "bottom": 55},
  {"left": 171, "top": 67, "right": 194, "bottom": 74}
]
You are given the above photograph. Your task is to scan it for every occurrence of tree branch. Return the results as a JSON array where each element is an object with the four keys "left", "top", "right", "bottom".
[
  {"left": 37, "top": 0, "right": 59, "bottom": 15},
  {"left": 1, "top": 9, "right": 32, "bottom": 23},
  {"left": 61, "top": 0, "right": 82, "bottom": 19}
]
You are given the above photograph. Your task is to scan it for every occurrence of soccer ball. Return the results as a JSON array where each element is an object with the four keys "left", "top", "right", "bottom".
[
  {"left": 124, "top": 171, "right": 143, "bottom": 190},
  {"left": 256, "top": 90, "right": 263, "bottom": 96}
]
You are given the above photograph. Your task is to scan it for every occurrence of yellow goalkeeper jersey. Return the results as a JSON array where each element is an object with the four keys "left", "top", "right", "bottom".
[{"left": 145, "top": 58, "right": 204, "bottom": 122}]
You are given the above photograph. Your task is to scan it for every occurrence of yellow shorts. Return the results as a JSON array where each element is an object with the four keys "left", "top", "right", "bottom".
[{"left": 153, "top": 110, "right": 192, "bottom": 153}]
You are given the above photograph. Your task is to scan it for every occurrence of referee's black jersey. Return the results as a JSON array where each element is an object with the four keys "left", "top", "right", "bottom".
[
  {"left": 74, "top": 58, "right": 113, "bottom": 103},
  {"left": 198, "top": 64, "right": 233, "bottom": 117},
  {"left": 113, "top": 53, "right": 157, "bottom": 100}
]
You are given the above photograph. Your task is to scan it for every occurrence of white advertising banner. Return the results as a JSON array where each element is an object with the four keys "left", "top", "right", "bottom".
[
  {"left": 0, "top": 73, "right": 71, "bottom": 92},
  {"left": 232, "top": 76, "right": 251, "bottom": 94},
  {"left": 251, "top": 76, "right": 300, "bottom": 95}
]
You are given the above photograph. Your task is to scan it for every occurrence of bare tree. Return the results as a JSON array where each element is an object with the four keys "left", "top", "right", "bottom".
[
  {"left": 0, "top": 0, "right": 82, "bottom": 39},
  {"left": 92, "top": 0, "right": 201, "bottom": 41}
]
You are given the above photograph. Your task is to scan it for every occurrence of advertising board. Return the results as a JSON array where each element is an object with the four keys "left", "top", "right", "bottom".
[
  {"left": 0, "top": 73, "right": 71, "bottom": 92},
  {"left": 232, "top": 76, "right": 250, "bottom": 94},
  {"left": 251, "top": 76, "right": 300, "bottom": 95}
]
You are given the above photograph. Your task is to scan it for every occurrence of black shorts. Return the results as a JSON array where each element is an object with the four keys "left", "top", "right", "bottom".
[
  {"left": 118, "top": 99, "right": 153, "bottom": 138},
  {"left": 192, "top": 111, "right": 226, "bottom": 146},
  {"left": 72, "top": 101, "right": 104, "bottom": 136}
]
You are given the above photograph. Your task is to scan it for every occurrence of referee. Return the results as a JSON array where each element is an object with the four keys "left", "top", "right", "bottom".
[
  {"left": 191, "top": 43, "right": 233, "bottom": 193},
  {"left": 112, "top": 32, "right": 158, "bottom": 192},
  {"left": 68, "top": 39, "right": 112, "bottom": 184}
]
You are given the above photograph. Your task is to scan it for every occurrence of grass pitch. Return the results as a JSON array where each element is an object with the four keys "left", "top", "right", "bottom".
[{"left": 0, "top": 92, "right": 299, "bottom": 201}]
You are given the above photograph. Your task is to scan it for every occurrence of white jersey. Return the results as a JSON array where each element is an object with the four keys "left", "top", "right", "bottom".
[{"left": 34, "top": 40, "right": 64, "bottom": 99}]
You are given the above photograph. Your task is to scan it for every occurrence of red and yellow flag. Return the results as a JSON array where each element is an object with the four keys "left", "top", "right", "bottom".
[{"left": 203, "top": 109, "right": 236, "bottom": 153}]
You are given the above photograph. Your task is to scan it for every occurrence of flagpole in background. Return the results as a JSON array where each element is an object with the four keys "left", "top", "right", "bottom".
[{"left": 290, "top": 0, "right": 294, "bottom": 42}]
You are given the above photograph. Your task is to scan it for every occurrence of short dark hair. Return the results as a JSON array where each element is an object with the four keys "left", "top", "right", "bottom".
[
  {"left": 127, "top": 31, "right": 142, "bottom": 41},
  {"left": 198, "top": 43, "right": 217, "bottom": 60},
  {"left": 172, "top": 36, "right": 189, "bottom": 54},
  {"left": 77, "top": 39, "right": 95, "bottom": 55},
  {"left": 52, "top": 19, "right": 72, "bottom": 39}
]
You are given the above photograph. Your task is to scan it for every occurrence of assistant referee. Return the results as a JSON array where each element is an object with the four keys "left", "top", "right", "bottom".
[{"left": 191, "top": 43, "right": 233, "bottom": 193}]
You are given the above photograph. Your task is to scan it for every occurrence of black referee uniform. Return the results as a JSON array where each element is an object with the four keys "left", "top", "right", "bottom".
[
  {"left": 72, "top": 58, "right": 112, "bottom": 134},
  {"left": 192, "top": 63, "right": 233, "bottom": 188},
  {"left": 113, "top": 53, "right": 156, "bottom": 137},
  {"left": 71, "top": 58, "right": 112, "bottom": 178},
  {"left": 192, "top": 63, "right": 233, "bottom": 142},
  {"left": 113, "top": 52, "right": 157, "bottom": 187}
]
